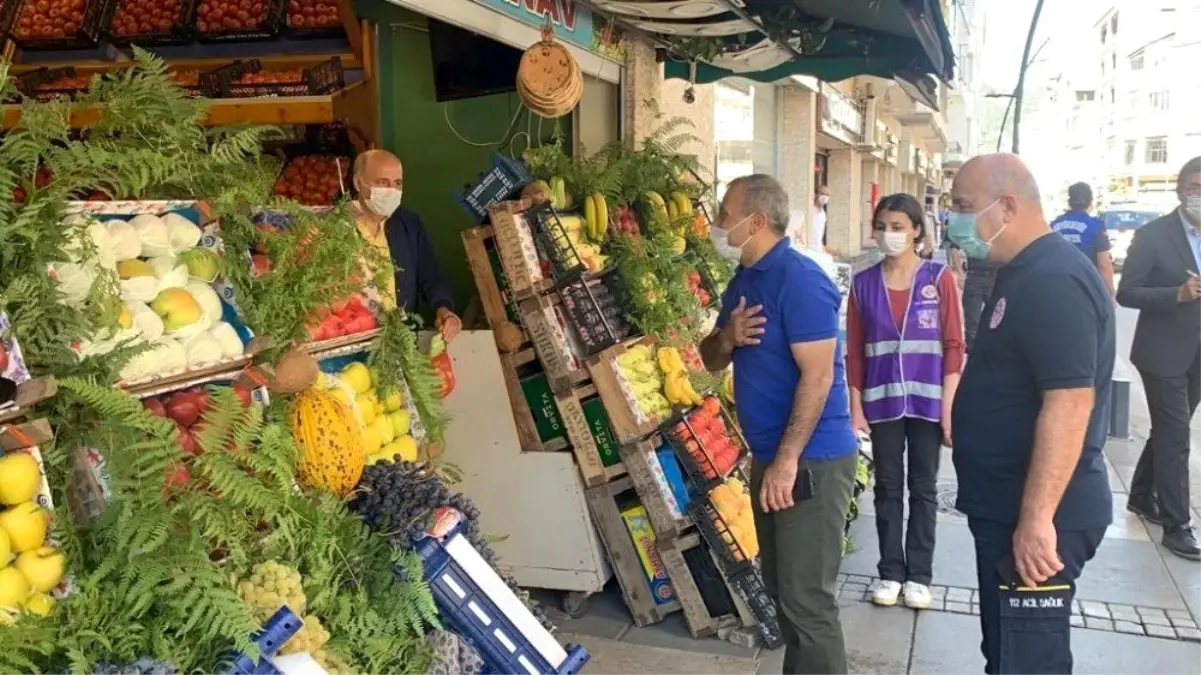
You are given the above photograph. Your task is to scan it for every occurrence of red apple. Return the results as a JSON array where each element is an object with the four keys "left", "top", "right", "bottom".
[
  {"left": 251, "top": 254, "right": 273, "bottom": 276},
  {"left": 164, "top": 393, "right": 201, "bottom": 429},
  {"left": 143, "top": 397, "right": 167, "bottom": 418},
  {"left": 177, "top": 426, "right": 201, "bottom": 456},
  {"left": 231, "top": 383, "right": 253, "bottom": 408},
  {"left": 163, "top": 462, "right": 191, "bottom": 493}
]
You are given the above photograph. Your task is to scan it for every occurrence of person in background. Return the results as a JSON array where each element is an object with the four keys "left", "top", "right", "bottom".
[
  {"left": 813, "top": 184, "right": 830, "bottom": 252},
  {"left": 1050, "top": 182, "right": 1116, "bottom": 296},
  {"left": 949, "top": 154, "right": 1113, "bottom": 674},
  {"left": 1116, "top": 156, "right": 1201, "bottom": 561},
  {"left": 700, "top": 174, "right": 856, "bottom": 674},
  {"left": 352, "top": 149, "right": 461, "bottom": 341},
  {"left": 847, "top": 193, "right": 964, "bottom": 610}
]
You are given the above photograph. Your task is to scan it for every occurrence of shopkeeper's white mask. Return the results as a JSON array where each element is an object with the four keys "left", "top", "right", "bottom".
[{"left": 364, "top": 187, "right": 402, "bottom": 217}]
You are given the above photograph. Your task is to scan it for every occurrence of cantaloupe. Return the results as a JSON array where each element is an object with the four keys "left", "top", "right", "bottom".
[{"left": 287, "top": 388, "right": 365, "bottom": 497}]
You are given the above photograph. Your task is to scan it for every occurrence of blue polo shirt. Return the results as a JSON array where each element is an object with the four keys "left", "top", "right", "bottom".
[
  {"left": 952, "top": 234, "right": 1114, "bottom": 530},
  {"left": 1050, "top": 209, "right": 1110, "bottom": 263},
  {"left": 716, "top": 239, "right": 856, "bottom": 462}
]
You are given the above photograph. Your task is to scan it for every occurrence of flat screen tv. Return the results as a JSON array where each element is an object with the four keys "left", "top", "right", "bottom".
[{"left": 429, "top": 19, "right": 523, "bottom": 102}]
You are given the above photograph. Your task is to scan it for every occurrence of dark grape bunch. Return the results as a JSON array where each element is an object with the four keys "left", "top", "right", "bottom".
[
  {"left": 350, "top": 461, "right": 553, "bottom": 630},
  {"left": 91, "top": 658, "right": 177, "bottom": 675}
]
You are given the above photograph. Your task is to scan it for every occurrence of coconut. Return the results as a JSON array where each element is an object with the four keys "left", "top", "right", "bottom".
[
  {"left": 164, "top": 212, "right": 203, "bottom": 253},
  {"left": 494, "top": 320, "right": 523, "bottom": 353},
  {"left": 106, "top": 219, "right": 142, "bottom": 261},
  {"left": 271, "top": 349, "right": 319, "bottom": 393},
  {"left": 130, "top": 214, "right": 172, "bottom": 257}
]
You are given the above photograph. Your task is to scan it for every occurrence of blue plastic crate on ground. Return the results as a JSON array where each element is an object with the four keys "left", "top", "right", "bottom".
[
  {"left": 455, "top": 153, "right": 534, "bottom": 223},
  {"left": 221, "top": 606, "right": 303, "bottom": 675},
  {"left": 415, "top": 529, "right": 589, "bottom": 675}
]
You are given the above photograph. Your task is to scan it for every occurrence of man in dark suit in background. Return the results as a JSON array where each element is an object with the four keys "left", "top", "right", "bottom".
[{"left": 1116, "top": 156, "right": 1201, "bottom": 561}]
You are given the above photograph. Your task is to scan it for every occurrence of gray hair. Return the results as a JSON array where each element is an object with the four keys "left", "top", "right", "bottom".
[{"left": 728, "top": 174, "right": 790, "bottom": 236}]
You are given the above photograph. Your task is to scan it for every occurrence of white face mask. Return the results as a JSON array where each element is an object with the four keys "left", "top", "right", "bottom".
[
  {"left": 875, "top": 230, "right": 911, "bottom": 257},
  {"left": 364, "top": 187, "right": 402, "bottom": 217},
  {"left": 1187, "top": 196, "right": 1201, "bottom": 223},
  {"left": 817, "top": 195, "right": 830, "bottom": 207},
  {"left": 710, "top": 215, "right": 753, "bottom": 262}
]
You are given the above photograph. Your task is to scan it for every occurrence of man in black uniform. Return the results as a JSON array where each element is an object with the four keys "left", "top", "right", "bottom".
[{"left": 947, "top": 154, "right": 1114, "bottom": 674}]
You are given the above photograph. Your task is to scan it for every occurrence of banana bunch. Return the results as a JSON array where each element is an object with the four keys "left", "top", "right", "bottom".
[
  {"left": 719, "top": 369, "right": 734, "bottom": 406},
  {"left": 583, "top": 193, "right": 609, "bottom": 243},
  {"left": 644, "top": 191, "right": 669, "bottom": 226},
  {"left": 664, "top": 192, "right": 694, "bottom": 224},
  {"left": 658, "top": 346, "right": 703, "bottom": 407}
]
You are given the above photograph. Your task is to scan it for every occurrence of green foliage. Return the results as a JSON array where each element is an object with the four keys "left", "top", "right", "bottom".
[
  {"left": 368, "top": 311, "right": 448, "bottom": 444},
  {"left": 608, "top": 231, "right": 707, "bottom": 344},
  {"left": 522, "top": 126, "right": 622, "bottom": 201},
  {"left": 213, "top": 199, "right": 389, "bottom": 357},
  {"left": 0, "top": 379, "right": 435, "bottom": 674},
  {"left": 599, "top": 112, "right": 710, "bottom": 205},
  {"left": 0, "top": 48, "right": 281, "bottom": 381}
]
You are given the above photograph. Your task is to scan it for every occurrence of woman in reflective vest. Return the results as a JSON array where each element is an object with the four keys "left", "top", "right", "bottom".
[{"left": 847, "top": 193, "right": 965, "bottom": 611}]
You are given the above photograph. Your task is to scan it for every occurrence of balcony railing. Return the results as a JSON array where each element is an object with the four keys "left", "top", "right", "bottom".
[{"left": 819, "top": 83, "right": 865, "bottom": 145}]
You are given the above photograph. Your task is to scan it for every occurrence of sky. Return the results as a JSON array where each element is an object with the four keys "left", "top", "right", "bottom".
[{"left": 978, "top": 0, "right": 1099, "bottom": 92}]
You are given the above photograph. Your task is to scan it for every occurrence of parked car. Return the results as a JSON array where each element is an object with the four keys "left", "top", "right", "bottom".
[{"left": 1102, "top": 209, "right": 1161, "bottom": 269}]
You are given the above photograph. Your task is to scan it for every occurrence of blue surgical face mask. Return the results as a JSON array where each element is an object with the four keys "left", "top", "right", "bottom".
[
  {"left": 947, "top": 199, "right": 1003, "bottom": 260},
  {"left": 709, "top": 215, "right": 753, "bottom": 262}
]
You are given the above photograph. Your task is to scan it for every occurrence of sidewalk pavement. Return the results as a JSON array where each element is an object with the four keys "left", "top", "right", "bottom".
[{"left": 545, "top": 437, "right": 1201, "bottom": 674}]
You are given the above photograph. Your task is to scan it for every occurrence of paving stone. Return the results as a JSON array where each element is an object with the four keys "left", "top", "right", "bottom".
[
  {"left": 1113, "top": 620, "right": 1145, "bottom": 635},
  {"left": 1084, "top": 616, "right": 1115, "bottom": 631},
  {"left": 945, "top": 601, "right": 971, "bottom": 614},
  {"left": 970, "top": 603, "right": 979, "bottom": 616},
  {"left": 929, "top": 585, "right": 948, "bottom": 601},
  {"left": 839, "top": 589, "right": 868, "bottom": 604},
  {"left": 1081, "top": 601, "right": 1112, "bottom": 619},
  {"left": 946, "top": 587, "right": 973, "bottom": 603},
  {"left": 1109, "top": 604, "right": 1141, "bottom": 623},
  {"left": 1136, "top": 607, "right": 1172, "bottom": 626},
  {"left": 1144, "top": 623, "right": 1178, "bottom": 639},
  {"left": 1071, "top": 600, "right": 1082, "bottom": 616},
  {"left": 928, "top": 598, "right": 945, "bottom": 612},
  {"left": 1073, "top": 624, "right": 1201, "bottom": 673},
  {"left": 843, "top": 581, "right": 868, "bottom": 594},
  {"left": 1077, "top": 538, "right": 1188, "bottom": 609},
  {"left": 1177, "top": 627, "right": 1201, "bottom": 642},
  {"left": 1170, "top": 614, "right": 1198, "bottom": 630},
  {"left": 1070, "top": 615, "right": 1086, "bottom": 628},
  {"left": 846, "top": 574, "right": 874, "bottom": 585},
  {"left": 1167, "top": 609, "right": 1193, "bottom": 622}
]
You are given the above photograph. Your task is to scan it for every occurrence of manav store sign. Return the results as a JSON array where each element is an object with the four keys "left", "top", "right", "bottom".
[{"left": 473, "top": 0, "right": 594, "bottom": 51}]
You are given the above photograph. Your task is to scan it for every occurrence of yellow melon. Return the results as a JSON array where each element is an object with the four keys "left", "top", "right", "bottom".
[{"left": 287, "top": 388, "right": 366, "bottom": 497}]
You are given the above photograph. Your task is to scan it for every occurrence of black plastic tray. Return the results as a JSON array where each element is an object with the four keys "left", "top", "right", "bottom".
[
  {"left": 726, "top": 564, "right": 784, "bottom": 649},
  {"left": 661, "top": 400, "right": 749, "bottom": 493},
  {"left": 527, "top": 202, "right": 586, "bottom": 282},
  {"left": 282, "top": 7, "right": 342, "bottom": 39},
  {"left": 200, "top": 56, "right": 343, "bottom": 99},
  {"left": 0, "top": 0, "right": 21, "bottom": 44},
  {"left": 686, "top": 486, "right": 754, "bottom": 572},
  {"left": 102, "top": 0, "right": 199, "bottom": 46},
  {"left": 557, "top": 275, "right": 630, "bottom": 357},
  {"left": 11, "top": 66, "right": 86, "bottom": 101},
  {"left": 10, "top": 0, "right": 111, "bottom": 50},
  {"left": 194, "top": 0, "right": 285, "bottom": 43}
]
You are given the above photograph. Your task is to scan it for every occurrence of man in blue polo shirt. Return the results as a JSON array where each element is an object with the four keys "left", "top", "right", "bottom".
[
  {"left": 700, "top": 174, "right": 857, "bottom": 675},
  {"left": 948, "top": 154, "right": 1113, "bottom": 674},
  {"left": 1050, "top": 182, "right": 1115, "bottom": 296}
]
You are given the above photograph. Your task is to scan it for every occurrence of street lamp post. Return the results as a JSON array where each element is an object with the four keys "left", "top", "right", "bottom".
[{"left": 1012, "top": 0, "right": 1047, "bottom": 154}]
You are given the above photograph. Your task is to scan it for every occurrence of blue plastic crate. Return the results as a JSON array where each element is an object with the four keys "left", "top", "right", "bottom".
[
  {"left": 415, "top": 530, "right": 589, "bottom": 675},
  {"left": 220, "top": 607, "right": 304, "bottom": 675},
  {"left": 454, "top": 153, "right": 534, "bottom": 223}
]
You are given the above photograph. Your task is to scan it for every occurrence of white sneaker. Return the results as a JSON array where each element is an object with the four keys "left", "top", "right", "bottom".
[
  {"left": 903, "top": 581, "right": 932, "bottom": 609},
  {"left": 871, "top": 580, "right": 902, "bottom": 606}
]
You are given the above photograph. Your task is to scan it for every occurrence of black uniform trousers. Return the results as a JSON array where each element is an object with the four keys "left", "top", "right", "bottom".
[
  {"left": 870, "top": 417, "right": 941, "bottom": 585},
  {"left": 1130, "top": 350, "right": 1201, "bottom": 530},
  {"left": 968, "top": 518, "right": 1105, "bottom": 674}
]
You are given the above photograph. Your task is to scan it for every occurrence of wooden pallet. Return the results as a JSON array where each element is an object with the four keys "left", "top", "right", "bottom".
[{"left": 585, "top": 338, "right": 663, "bottom": 445}]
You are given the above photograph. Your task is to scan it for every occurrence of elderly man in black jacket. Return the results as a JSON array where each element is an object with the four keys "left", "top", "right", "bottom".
[{"left": 1116, "top": 155, "right": 1201, "bottom": 561}]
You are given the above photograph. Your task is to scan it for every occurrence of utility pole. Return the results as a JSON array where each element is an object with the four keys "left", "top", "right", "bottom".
[{"left": 1012, "top": 0, "right": 1047, "bottom": 154}]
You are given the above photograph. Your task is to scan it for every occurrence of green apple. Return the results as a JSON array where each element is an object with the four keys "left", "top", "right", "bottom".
[
  {"left": 179, "top": 248, "right": 220, "bottom": 282},
  {"left": 0, "top": 566, "right": 29, "bottom": 609},
  {"left": 150, "top": 288, "right": 202, "bottom": 332},
  {"left": 0, "top": 502, "right": 48, "bottom": 553},
  {"left": 15, "top": 546, "right": 65, "bottom": 593},
  {"left": 116, "top": 259, "right": 155, "bottom": 279},
  {"left": 0, "top": 452, "right": 41, "bottom": 506}
]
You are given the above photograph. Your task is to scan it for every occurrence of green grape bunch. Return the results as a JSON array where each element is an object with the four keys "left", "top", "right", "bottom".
[
  {"left": 280, "top": 615, "right": 332, "bottom": 656},
  {"left": 237, "top": 561, "right": 308, "bottom": 621}
]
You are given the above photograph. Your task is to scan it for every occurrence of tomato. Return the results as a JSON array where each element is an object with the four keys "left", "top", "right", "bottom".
[{"left": 432, "top": 351, "right": 455, "bottom": 398}]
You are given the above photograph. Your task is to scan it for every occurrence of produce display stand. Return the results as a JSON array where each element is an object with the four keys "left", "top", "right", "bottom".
[{"left": 462, "top": 196, "right": 783, "bottom": 643}]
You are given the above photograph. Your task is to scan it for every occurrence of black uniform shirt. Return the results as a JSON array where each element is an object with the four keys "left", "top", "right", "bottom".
[{"left": 952, "top": 234, "right": 1115, "bottom": 530}]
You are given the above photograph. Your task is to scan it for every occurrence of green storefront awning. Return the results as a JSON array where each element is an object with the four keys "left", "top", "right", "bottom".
[{"left": 612, "top": 0, "right": 954, "bottom": 88}]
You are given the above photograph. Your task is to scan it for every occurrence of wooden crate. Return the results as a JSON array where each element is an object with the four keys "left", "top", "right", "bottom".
[
  {"left": 584, "top": 476, "right": 680, "bottom": 627},
  {"left": 518, "top": 294, "right": 590, "bottom": 395},
  {"left": 488, "top": 200, "right": 552, "bottom": 301},
  {"left": 585, "top": 338, "right": 663, "bottom": 445},
  {"left": 659, "top": 532, "right": 743, "bottom": 639},
  {"left": 619, "top": 438, "right": 692, "bottom": 540}
]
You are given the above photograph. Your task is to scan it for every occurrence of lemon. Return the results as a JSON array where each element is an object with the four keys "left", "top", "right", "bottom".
[
  {"left": 378, "top": 440, "right": 404, "bottom": 461},
  {"left": 366, "top": 450, "right": 390, "bottom": 466},
  {"left": 0, "top": 566, "right": 30, "bottom": 609},
  {"left": 389, "top": 410, "right": 411, "bottom": 436},
  {"left": 341, "top": 362, "right": 372, "bottom": 394},
  {"left": 372, "top": 416, "right": 395, "bottom": 444},
  {"left": 393, "top": 435, "right": 419, "bottom": 462},
  {"left": 360, "top": 426, "right": 382, "bottom": 457},
  {"left": 355, "top": 394, "right": 377, "bottom": 425},
  {"left": 383, "top": 390, "right": 403, "bottom": 412},
  {"left": 374, "top": 399, "right": 385, "bottom": 415},
  {"left": 23, "top": 592, "right": 53, "bottom": 617},
  {"left": 327, "top": 387, "right": 352, "bottom": 409}
]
